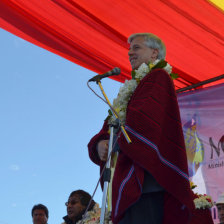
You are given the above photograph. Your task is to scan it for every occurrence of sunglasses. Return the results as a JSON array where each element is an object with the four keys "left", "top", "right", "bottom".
[{"left": 65, "top": 200, "right": 79, "bottom": 206}]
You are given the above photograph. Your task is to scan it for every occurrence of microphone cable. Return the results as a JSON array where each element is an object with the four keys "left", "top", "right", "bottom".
[{"left": 87, "top": 80, "right": 120, "bottom": 120}]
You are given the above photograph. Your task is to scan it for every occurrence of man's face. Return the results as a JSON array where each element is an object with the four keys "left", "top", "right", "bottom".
[
  {"left": 32, "top": 209, "right": 48, "bottom": 224},
  {"left": 128, "top": 36, "right": 158, "bottom": 70},
  {"left": 217, "top": 204, "right": 224, "bottom": 222},
  {"left": 66, "top": 195, "right": 86, "bottom": 221}
]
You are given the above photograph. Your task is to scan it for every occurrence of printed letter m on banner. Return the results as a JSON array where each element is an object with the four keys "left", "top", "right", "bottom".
[{"left": 210, "top": 136, "right": 224, "bottom": 159}]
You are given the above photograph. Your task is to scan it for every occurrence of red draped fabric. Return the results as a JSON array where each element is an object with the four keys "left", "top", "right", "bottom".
[{"left": 0, "top": 0, "right": 224, "bottom": 89}]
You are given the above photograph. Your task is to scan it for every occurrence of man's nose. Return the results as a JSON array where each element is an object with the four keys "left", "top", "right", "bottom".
[{"left": 128, "top": 48, "right": 134, "bottom": 56}]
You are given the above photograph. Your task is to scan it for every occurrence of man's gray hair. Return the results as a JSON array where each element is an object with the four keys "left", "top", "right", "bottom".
[{"left": 128, "top": 33, "right": 166, "bottom": 60}]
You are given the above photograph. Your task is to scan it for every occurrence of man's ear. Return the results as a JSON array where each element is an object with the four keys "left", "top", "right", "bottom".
[{"left": 151, "top": 49, "right": 159, "bottom": 60}]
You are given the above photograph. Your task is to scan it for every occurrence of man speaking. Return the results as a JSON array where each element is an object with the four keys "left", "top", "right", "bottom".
[{"left": 88, "top": 33, "right": 194, "bottom": 224}]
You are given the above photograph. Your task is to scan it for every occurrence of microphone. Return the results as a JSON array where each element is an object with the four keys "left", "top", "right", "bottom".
[{"left": 88, "top": 67, "right": 121, "bottom": 82}]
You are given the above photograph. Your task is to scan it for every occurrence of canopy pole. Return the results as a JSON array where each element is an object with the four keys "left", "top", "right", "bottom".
[{"left": 176, "top": 74, "right": 224, "bottom": 93}]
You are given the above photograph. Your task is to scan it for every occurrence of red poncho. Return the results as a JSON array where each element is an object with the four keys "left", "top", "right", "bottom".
[{"left": 88, "top": 69, "right": 194, "bottom": 224}]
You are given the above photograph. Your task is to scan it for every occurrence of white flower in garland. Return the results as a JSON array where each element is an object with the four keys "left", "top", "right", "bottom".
[
  {"left": 135, "top": 63, "right": 149, "bottom": 80},
  {"left": 164, "top": 62, "right": 172, "bottom": 74},
  {"left": 133, "top": 59, "right": 173, "bottom": 81},
  {"left": 190, "top": 182, "right": 214, "bottom": 210},
  {"left": 109, "top": 59, "right": 175, "bottom": 125},
  {"left": 110, "top": 79, "right": 137, "bottom": 125},
  {"left": 194, "top": 194, "right": 214, "bottom": 209},
  {"left": 70, "top": 203, "right": 112, "bottom": 224}
]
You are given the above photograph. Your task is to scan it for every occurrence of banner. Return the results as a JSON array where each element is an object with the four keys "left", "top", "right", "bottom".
[{"left": 178, "top": 83, "right": 224, "bottom": 223}]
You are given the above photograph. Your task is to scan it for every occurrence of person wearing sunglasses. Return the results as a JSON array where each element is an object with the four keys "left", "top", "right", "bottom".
[{"left": 62, "top": 190, "right": 96, "bottom": 224}]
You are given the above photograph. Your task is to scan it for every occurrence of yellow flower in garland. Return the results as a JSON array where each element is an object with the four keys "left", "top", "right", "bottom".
[
  {"left": 131, "top": 59, "right": 178, "bottom": 80},
  {"left": 190, "top": 181, "right": 197, "bottom": 189},
  {"left": 149, "top": 62, "right": 155, "bottom": 70}
]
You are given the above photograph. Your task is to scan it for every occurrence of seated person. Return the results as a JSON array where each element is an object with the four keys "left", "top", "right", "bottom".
[
  {"left": 62, "top": 190, "right": 96, "bottom": 224},
  {"left": 216, "top": 193, "right": 224, "bottom": 224},
  {"left": 31, "top": 204, "right": 48, "bottom": 224}
]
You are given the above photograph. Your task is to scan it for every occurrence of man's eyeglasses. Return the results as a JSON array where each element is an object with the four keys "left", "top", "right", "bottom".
[{"left": 65, "top": 200, "right": 78, "bottom": 206}]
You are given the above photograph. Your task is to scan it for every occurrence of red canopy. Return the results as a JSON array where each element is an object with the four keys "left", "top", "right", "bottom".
[{"left": 0, "top": 0, "right": 224, "bottom": 89}]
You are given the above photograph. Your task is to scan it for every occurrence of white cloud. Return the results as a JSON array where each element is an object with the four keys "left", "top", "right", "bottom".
[
  {"left": 11, "top": 203, "right": 17, "bottom": 207},
  {"left": 9, "top": 164, "right": 20, "bottom": 171}
]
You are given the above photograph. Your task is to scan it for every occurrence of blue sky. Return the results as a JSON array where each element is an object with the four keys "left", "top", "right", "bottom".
[{"left": 0, "top": 28, "right": 122, "bottom": 224}]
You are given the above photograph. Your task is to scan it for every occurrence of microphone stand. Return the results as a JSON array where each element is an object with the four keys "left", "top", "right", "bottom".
[
  {"left": 100, "top": 123, "right": 114, "bottom": 224},
  {"left": 94, "top": 80, "right": 131, "bottom": 224},
  {"left": 97, "top": 81, "right": 132, "bottom": 144}
]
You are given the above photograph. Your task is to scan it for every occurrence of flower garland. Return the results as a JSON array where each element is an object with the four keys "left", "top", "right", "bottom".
[
  {"left": 132, "top": 59, "right": 173, "bottom": 81},
  {"left": 190, "top": 181, "right": 214, "bottom": 209},
  {"left": 75, "top": 204, "right": 111, "bottom": 224},
  {"left": 194, "top": 194, "right": 214, "bottom": 209},
  {"left": 108, "top": 59, "right": 176, "bottom": 125}
]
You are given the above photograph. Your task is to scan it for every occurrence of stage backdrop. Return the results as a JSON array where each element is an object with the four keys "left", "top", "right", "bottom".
[{"left": 178, "top": 83, "right": 224, "bottom": 223}]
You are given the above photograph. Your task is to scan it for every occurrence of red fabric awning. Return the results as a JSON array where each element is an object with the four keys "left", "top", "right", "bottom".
[{"left": 0, "top": 0, "right": 224, "bottom": 89}]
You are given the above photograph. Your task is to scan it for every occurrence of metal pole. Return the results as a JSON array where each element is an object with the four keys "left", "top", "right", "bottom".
[
  {"left": 176, "top": 74, "right": 224, "bottom": 93},
  {"left": 100, "top": 126, "right": 114, "bottom": 224}
]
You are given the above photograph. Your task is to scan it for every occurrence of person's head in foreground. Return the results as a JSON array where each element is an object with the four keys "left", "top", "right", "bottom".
[
  {"left": 217, "top": 193, "right": 224, "bottom": 224},
  {"left": 128, "top": 32, "right": 166, "bottom": 70},
  {"left": 63, "top": 190, "right": 95, "bottom": 224},
  {"left": 32, "top": 204, "right": 48, "bottom": 224}
]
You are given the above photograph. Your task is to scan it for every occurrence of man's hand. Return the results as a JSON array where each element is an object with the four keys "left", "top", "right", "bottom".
[{"left": 97, "top": 140, "right": 109, "bottom": 161}]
